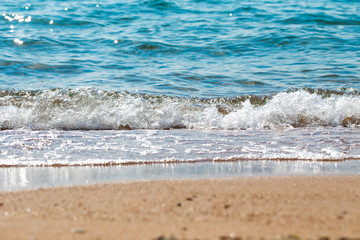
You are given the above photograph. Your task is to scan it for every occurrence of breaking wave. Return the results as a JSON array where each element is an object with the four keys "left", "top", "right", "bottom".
[{"left": 0, "top": 88, "right": 360, "bottom": 130}]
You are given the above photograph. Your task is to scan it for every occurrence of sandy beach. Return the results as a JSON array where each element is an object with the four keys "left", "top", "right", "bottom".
[{"left": 1, "top": 175, "right": 360, "bottom": 240}]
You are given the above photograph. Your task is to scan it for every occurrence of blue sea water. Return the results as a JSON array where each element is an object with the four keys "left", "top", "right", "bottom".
[
  {"left": 2, "top": 0, "right": 360, "bottom": 96},
  {"left": 1, "top": 0, "right": 360, "bottom": 170}
]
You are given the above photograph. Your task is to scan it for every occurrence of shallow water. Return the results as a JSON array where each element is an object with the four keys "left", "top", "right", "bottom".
[
  {"left": 1, "top": 0, "right": 360, "bottom": 184},
  {"left": 1, "top": 160, "right": 360, "bottom": 191},
  {"left": 0, "top": 128, "right": 360, "bottom": 166}
]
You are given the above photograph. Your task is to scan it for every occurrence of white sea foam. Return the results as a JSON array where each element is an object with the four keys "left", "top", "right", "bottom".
[
  {"left": 0, "top": 127, "right": 359, "bottom": 166},
  {"left": 0, "top": 88, "right": 359, "bottom": 130},
  {"left": 222, "top": 91, "right": 360, "bottom": 129}
]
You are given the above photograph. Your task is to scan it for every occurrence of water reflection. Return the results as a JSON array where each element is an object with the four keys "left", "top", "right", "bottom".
[{"left": 0, "top": 160, "right": 358, "bottom": 191}]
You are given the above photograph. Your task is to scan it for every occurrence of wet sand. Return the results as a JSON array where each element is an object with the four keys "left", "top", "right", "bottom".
[{"left": 1, "top": 175, "right": 360, "bottom": 240}]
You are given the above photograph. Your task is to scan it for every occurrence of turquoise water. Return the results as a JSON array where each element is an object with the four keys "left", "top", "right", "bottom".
[
  {"left": 1, "top": 0, "right": 360, "bottom": 167},
  {"left": 2, "top": 0, "right": 360, "bottom": 96}
]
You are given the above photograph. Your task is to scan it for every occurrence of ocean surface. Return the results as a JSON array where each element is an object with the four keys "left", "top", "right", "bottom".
[{"left": 1, "top": 0, "right": 360, "bottom": 170}]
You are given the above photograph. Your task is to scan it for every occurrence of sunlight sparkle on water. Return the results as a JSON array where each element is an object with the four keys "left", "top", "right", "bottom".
[
  {"left": 14, "top": 39, "right": 23, "bottom": 45},
  {"left": 3, "top": 13, "right": 31, "bottom": 23}
]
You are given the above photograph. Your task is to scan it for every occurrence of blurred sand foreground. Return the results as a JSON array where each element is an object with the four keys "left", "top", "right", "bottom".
[{"left": 0, "top": 175, "right": 360, "bottom": 240}]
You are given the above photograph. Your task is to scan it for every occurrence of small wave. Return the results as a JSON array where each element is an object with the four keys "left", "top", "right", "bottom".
[
  {"left": 0, "top": 88, "right": 359, "bottom": 130},
  {"left": 23, "top": 63, "right": 82, "bottom": 74},
  {"left": 281, "top": 13, "right": 360, "bottom": 26},
  {"left": 142, "top": 0, "right": 180, "bottom": 11},
  {"left": 0, "top": 60, "right": 24, "bottom": 67}
]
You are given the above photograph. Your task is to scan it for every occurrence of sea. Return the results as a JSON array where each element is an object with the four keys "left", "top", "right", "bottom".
[{"left": 1, "top": 0, "right": 360, "bottom": 190}]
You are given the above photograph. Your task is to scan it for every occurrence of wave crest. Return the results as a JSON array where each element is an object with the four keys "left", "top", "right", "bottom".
[{"left": 0, "top": 88, "right": 359, "bottom": 130}]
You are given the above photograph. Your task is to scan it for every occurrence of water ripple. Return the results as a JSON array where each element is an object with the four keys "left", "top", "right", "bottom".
[{"left": 0, "top": 0, "right": 359, "bottom": 97}]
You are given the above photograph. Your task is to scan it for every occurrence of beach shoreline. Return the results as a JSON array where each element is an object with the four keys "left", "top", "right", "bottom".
[
  {"left": 1, "top": 175, "right": 360, "bottom": 240},
  {"left": 2, "top": 160, "right": 360, "bottom": 192}
]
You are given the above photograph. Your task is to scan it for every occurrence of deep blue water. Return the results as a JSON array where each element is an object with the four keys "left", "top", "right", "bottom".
[{"left": 1, "top": 0, "right": 360, "bottom": 97}]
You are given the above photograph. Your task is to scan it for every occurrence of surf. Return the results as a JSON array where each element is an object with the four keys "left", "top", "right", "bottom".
[{"left": 0, "top": 88, "right": 359, "bottom": 130}]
